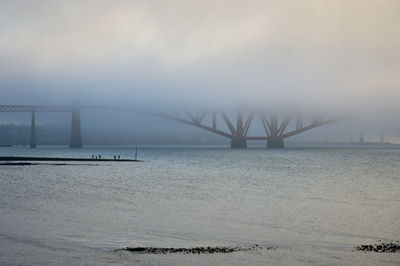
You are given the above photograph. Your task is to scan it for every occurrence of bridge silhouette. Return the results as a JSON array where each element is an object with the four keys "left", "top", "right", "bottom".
[
  {"left": 0, "top": 105, "right": 82, "bottom": 148},
  {"left": 0, "top": 105, "right": 339, "bottom": 148},
  {"left": 150, "top": 111, "right": 339, "bottom": 148}
]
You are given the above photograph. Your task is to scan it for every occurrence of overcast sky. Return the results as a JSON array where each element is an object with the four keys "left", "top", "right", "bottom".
[{"left": 0, "top": 0, "right": 399, "bottom": 141}]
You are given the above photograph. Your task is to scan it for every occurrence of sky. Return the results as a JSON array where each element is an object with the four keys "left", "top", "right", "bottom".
[{"left": 0, "top": 0, "right": 399, "bottom": 142}]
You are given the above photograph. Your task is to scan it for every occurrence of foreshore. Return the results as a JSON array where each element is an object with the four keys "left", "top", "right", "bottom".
[{"left": 0, "top": 156, "right": 141, "bottom": 162}]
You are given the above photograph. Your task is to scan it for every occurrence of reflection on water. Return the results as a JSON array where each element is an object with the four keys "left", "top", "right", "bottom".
[{"left": 0, "top": 146, "right": 399, "bottom": 265}]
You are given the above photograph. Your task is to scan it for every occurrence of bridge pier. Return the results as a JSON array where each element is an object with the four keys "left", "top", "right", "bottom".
[
  {"left": 30, "top": 111, "right": 36, "bottom": 148},
  {"left": 230, "top": 138, "right": 247, "bottom": 148},
  {"left": 70, "top": 106, "right": 82, "bottom": 148},
  {"left": 267, "top": 137, "right": 284, "bottom": 148}
]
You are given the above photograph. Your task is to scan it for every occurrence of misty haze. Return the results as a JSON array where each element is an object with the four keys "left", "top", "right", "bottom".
[{"left": 0, "top": 1, "right": 399, "bottom": 265}]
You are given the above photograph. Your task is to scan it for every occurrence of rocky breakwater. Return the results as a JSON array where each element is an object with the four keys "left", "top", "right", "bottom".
[
  {"left": 118, "top": 244, "right": 277, "bottom": 254},
  {"left": 354, "top": 241, "right": 400, "bottom": 253}
]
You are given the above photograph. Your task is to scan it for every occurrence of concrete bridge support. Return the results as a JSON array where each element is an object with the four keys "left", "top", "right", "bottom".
[
  {"left": 230, "top": 138, "right": 247, "bottom": 148},
  {"left": 30, "top": 111, "right": 36, "bottom": 148},
  {"left": 267, "top": 137, "right": 284, "bottom": 148},
  {"left": 70, "top": 106, "right": 82, "bottom": 148}
]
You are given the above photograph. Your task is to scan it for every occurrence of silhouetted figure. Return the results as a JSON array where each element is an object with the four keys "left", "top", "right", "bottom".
[
  {"left": 92, "top": 155, "right": 94, "bottom": 159},
  {"left": 118, "top": 155, "right": 120, "bottom": 160},
  {"left": 99, "top": 155, "right": 101, "bottom": 159},
  {"left": 113, "top": 156, "right": 116, "bottom": 160}
]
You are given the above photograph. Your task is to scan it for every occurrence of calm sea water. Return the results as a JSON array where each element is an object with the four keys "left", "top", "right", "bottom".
[{"left": 0, "top": 146, "right": 399, "bottom": 265}]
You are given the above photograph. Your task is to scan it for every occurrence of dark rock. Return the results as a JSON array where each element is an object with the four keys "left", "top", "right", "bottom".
[
  {"left": 118, "top": 244, "right": 277, "bottom": 254},
  {"left": 355, "top": 242, "right": 400, "bottom": 253}
]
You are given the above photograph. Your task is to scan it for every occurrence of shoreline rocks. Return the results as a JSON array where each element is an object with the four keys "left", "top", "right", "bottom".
[
  {"left": 0, "top": 162, "right": 96, "bottom": 166},
  {"left": 119, "top": 244, "right": 277, "bottom": 254},
  {"left": 354, "top": 241, "right": 400, "bottom": 253}
]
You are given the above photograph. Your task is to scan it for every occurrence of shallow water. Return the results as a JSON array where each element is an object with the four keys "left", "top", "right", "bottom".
[{"left": 0, "top": 146, "right": 399, "bottom": 265}]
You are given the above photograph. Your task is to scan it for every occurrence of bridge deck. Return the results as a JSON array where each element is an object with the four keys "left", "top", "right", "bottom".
[{"left": 0, "top": 105, "right": 72, "bottom": 112}]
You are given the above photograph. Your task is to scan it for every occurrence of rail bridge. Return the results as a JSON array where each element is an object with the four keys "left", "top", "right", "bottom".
[
  {"left": 0, "top": 105, "right": 81, "bottom": 148},
  {"left": 0, "top": 105, "right": 339, "bottom": 148},
  {"left": 151, "top": 111, "right": 339, "bottom": 148}
]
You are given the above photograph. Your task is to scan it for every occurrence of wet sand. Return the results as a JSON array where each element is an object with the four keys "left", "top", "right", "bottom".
[
  {"left": 0, "top": 156, "right": 141, "bottom": 162},
  {"left": 0, "top": 162, "right": 99, "bottom": 166}
]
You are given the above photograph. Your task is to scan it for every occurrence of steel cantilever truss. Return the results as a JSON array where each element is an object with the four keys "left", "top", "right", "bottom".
[
  {"left": 258, "top": 113, "right": 340, "bottom": 147},
  {"left": 150, "top": 111, "right": 339, "bottom": 148},
  {"left": 151, "top": 111, "right": 255, "bottom": 137}
]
